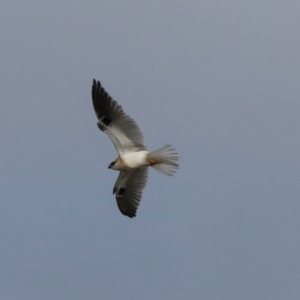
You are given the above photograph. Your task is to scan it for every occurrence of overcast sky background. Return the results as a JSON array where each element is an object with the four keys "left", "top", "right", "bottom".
[{"left": 1, "top": 1, "right": 300, "bottom": 299}]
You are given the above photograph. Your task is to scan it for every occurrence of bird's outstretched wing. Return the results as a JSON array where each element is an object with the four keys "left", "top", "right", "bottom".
[
  {"left": 92, "top": 79, "right": 146, "bottom": 154},
  {"left": 113, "top": 167, "right": 148, "bottom": 218}
]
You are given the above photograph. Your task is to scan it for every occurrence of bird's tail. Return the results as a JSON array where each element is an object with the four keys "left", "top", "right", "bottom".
[{"left": 146, "top": 144, "right": 179, "bottom": 176}]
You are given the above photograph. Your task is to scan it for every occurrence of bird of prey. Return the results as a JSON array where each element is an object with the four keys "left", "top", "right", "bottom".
[{"left": 91, "top": 79, "right": 179, "bottom": 218}]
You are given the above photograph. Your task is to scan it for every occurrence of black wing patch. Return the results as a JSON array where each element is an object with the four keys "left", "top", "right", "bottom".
[{"left": 92, "top": 79, "right": 122, "bottom": 131}]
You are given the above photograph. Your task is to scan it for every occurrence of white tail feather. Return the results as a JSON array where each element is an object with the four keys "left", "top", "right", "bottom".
[{"left": 147, "top": 144, "right": 179, "bottom": 176}]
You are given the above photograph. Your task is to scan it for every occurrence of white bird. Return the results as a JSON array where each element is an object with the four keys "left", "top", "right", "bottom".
[{"left": 92, "top": 79, "right": 179, "bottom": 218}]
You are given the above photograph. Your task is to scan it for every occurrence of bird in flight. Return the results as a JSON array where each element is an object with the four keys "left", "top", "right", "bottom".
[{"left": 91, "top": 79, "right": 179, "bottom": 218}]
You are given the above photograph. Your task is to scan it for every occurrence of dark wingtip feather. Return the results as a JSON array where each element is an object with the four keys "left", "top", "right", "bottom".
[{"left": 118, "top": 204, "right": 136, "bottom": 218}]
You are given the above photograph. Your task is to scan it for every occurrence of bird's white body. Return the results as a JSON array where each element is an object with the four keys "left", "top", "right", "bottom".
[{"left": 112, "top": 151, "right": 149, "bottom": 171}]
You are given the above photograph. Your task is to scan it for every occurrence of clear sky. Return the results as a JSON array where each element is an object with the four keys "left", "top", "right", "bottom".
[{"left": 1, "top": 1, "right": 300, "bottom": 299}]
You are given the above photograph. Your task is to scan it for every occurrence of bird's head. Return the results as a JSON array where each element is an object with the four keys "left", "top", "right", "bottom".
[
  {"left": 108, "top": 157, "right": 125, "bottom": 171},
  {"left": 108, "top": 161, "right": 116, "bottom": 169}
]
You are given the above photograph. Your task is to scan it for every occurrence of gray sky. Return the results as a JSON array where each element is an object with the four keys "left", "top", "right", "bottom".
[{"left": 1, "top": 1, "right": 300, "bottom": 299}]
